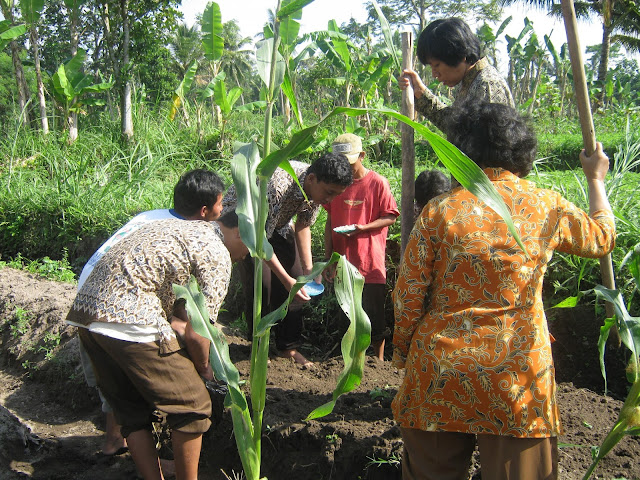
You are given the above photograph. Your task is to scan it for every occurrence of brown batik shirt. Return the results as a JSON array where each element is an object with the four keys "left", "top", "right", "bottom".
[
  {"left": 416, "top": 57, "right": 514, "bottom": 136},
  {"left": 222, "top": 160, "right": 321, "bottom": 239},
  {"left": 66, "top": 219, "right": 231, "bottom": 352}
]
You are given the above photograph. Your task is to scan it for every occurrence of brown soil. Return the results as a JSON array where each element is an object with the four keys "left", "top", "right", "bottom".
[{"left": 0, "top": 266, "right": 638, "bottom": 480}]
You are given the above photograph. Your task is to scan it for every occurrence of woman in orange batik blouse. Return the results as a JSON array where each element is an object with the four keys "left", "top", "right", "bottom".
[{"left": 392, "top": 102, "right": 615, "bottom": 480}]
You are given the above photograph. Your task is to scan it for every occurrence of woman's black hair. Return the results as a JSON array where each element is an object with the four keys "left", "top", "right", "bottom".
[
  {"left": 417, "top": 18, "right": 482, "bottom": 66},
  {"left": 447, "top": 102, "right": 537, "bottom": 177},
  {"left": 415, "top": 170, "right": 451, "bottom": 210},
  {"left": 173, "top": 169, "right": 225, "bottom": 217}
]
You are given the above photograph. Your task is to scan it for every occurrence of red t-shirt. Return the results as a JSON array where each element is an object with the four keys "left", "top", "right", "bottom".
[{"left": 324, "top": 170, "right": 399, "bottom": 284}]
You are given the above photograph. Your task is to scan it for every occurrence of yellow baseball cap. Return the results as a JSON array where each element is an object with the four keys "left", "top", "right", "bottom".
[{"left": 332, "top": 133, "right": 363, "bottom": 164}]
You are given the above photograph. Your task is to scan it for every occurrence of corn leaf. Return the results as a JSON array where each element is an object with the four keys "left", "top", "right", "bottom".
[
  {"left": 230, "top": 141, "right": 273, "bottom": 261},
  {"left": 593, "top": 285, "right": 640, "bottom": 384},
  {"left": 172, "top": 277, "right": 259, "bottom": 480},
  {"left": 255, "top": 254, "right": 340, "bottom": 336},
  {"left": 307, "top": 256, "right": 371, "bottom": 420}
]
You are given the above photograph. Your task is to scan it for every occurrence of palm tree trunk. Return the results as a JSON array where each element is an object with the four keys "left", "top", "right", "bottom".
[
  {"left": 68, "top": 1, "right": 79, "bottom": 143},
  {"left": 102, "top": 3, "right": 117, "bottom": 121},
  {"left": 527, "top": 61, "right": 543, "bottom": 116},
  {"left": 120, "top": 0, "right": 134, "bottom": 142},
  {"left": 9, "top": 40, "right": 31, "bottom": 126},
  {"left": 596, "top": 24, "right": 612, "bottom": 108},
  {"left": 30, "top": 28, "right": 49, "bottom": 134}
]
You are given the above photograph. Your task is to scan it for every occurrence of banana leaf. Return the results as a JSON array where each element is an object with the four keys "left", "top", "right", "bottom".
[{"left": 202, "top": 1, "right": 223, "bottom": 62}]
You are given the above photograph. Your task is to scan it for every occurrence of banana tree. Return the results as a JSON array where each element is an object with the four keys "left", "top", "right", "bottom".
[
  {"left": 201, "top": 1, "right": 224, "bottom": 125},
  {"left": 51, "top": 48, "right": 114, "bottom": 142},
  {"left": 262, "top": 0, "right": 315, "bottom": 128},
  {"left": 505, "top": 19, "right": 534, "bottom": 101},
  {"left": 19, "top": 0, "right": 48, "bottom": 134},
  {"left": 168, "top": 60, "right": 198, "bottom": 125},
  {"left": 199, "top": 71, "right": 243, "bottom": 146},
  {"left": 544, "top": 35, "right": 571, "bottom": 117},
  {"left": 61, "top": 0, "right": 87, "bottom": 142}
]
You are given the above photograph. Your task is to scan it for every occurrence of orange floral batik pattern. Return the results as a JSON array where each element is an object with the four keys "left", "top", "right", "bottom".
[{"left": 392, "top": 168, "right": 615, "bottom": 438}]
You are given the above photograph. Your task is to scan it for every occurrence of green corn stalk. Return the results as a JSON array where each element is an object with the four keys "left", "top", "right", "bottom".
[{"left": 579, "top": 245, "right": 640, "bottom": 480}]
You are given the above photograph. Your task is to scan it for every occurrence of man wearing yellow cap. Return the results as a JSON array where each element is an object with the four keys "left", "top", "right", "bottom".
[{"left": 323, "top": 133, "right": 399, "bottom": 360}]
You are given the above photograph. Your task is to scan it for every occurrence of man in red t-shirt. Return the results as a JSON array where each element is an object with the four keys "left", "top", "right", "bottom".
[{"left": 323, "top": 133, "right": 400, "bottom": 360}]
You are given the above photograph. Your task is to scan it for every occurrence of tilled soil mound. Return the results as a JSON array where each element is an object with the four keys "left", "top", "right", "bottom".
[{"left": 0, "top": 266, "right": 638, "bottom": 479}]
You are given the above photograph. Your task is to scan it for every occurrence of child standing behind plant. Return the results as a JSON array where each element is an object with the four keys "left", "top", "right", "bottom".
[
  {"left": 323, "top": 133, "right": 399, "bottom": 361},
  {"left": 392, "top": 102, "right": 615, "bottom": 480},
  {"left": 414, "top": 169, "right": 451, "bottom": 220}
]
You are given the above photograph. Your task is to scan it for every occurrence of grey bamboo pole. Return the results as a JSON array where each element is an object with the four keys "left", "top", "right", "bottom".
[
  {"left": 400, "top": 31, "right": 415, "bottom": 254},
  {"left": 561, "top": 0, "right": 619, "bottom": 344}
]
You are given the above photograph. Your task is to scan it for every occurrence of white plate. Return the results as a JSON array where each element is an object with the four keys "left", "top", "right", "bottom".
[
  {"left": 304, "top": 281, "right": 325, "bottom": 297},
  {"left": 333, "top": 224, "right": 356, "bottom": 234}
]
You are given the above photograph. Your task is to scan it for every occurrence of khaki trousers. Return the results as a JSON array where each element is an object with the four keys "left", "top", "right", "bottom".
[{"left": 401, "top": 427, "right": 558, "bottom": 480}]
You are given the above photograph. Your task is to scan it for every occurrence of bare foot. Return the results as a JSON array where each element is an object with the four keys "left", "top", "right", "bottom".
[
  {"left": 278, "top": 349, "right": 314, "bottom": 368},
  {"left": 372, "top": 339, "right": 386, "bottom": 362},
  {"left": 102, "top": 411, "right": 127, "bottom": 455}
]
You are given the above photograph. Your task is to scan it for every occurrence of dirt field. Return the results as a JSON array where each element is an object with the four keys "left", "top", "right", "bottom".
[{"left": 0, "top": 266, "right": 638, "bottom": 479}]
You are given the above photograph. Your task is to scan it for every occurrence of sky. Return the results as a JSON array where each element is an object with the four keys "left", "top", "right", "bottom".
[{"left": 180, "top": 0, "right": 602, "bottom": 70}]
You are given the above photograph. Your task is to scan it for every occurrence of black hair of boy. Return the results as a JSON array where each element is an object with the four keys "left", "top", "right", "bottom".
[
  {"left": 173, "top": 169, "right": 225, "bottom": 217},
  {"left": 307, "top": 152, "right": 353, "bottom": 187},
  {"left": 217, "top": 209, "right": 239, "bottom": 228},
  {"left": 448, "top": 102, "right": 538, "bottom": 177},
  {"left": 415, "top": 170, "right": 451, "bottom": 209},
  {"left": 417, "top": 18, "right": 482, "bottom": 66}
]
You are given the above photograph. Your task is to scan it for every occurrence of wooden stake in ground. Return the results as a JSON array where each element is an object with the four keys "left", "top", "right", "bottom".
[
  {"left": 400, "top": 31, "right": 415, "bottom": 253},
  {"left": 561, "top": 0, "right": 619, "bottom": 344}
]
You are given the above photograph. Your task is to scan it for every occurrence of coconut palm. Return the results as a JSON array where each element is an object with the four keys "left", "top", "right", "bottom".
[
  {"left": 499, "top": 0, "right": 640, "bottom": 107},
  {"left": 169, "top": 22, "right": 203, "bottom": 75},
  {"left": 218, "top": 20, "right": 255, "bottom": 104}
]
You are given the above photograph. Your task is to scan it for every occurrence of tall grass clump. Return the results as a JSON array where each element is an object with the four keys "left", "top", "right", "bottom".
[{"left": 0, "top": 107, "right": 231, "bottom": 269}]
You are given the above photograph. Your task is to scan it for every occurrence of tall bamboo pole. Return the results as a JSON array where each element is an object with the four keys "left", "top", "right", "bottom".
[
  {"left": 561, "top": 0, "right": 618, "bottom": 343},
  {"left": 400, "top": 31, "right": 415, "bottom": 253}
]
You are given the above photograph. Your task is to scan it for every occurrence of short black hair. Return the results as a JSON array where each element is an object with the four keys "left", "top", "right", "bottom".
[
  {"left": 447, "top": 102, "right": 537, "bottom": 177},
  {"left": 173, "top": 169, "right": 225, "bottom": 216},
  {"left": 415, "top": 170, "right": 451, "bottom": 210},
  {"left": 417, "top": 18, "right": 482, "bottom": 66},
  {"left": 307, "top": 152, "right": 353, "bottom": 187}
]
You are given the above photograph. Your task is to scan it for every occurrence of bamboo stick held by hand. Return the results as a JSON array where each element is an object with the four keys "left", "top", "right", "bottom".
[{"left": 561, "top": 0, "right": 618, "bottom": 343}]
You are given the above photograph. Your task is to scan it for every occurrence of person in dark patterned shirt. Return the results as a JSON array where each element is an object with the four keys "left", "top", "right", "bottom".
[
  {"left": 67, "top": 182, "right": 248, "bottom": 480},
  {"left": 399, "top": 18, "right": 514, "bottom": 137},
  {"left": 223, "top": 153, "right": 352, "bottom": 367}
]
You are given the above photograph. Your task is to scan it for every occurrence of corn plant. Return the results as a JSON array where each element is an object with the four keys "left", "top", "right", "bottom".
[
  {"left": 173, "top": 2, "right": 530, "bottom": 479},
  {"left": 580, "top": 245, "right": 640, "bottom": 479}
]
